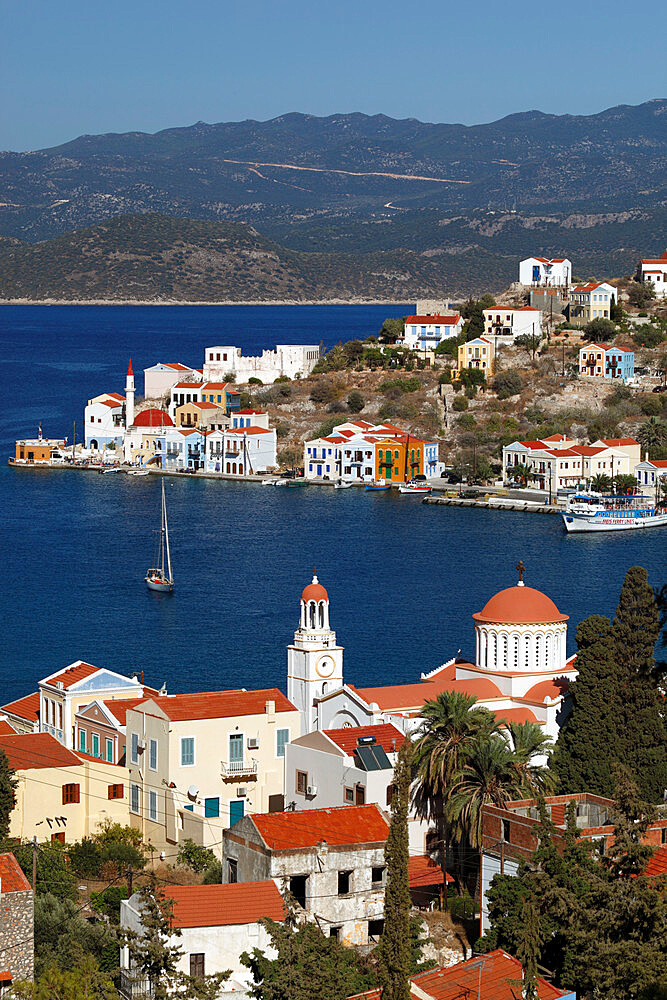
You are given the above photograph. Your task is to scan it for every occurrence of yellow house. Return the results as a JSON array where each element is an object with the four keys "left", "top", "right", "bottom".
[
  {"left": 174, "top": 400, "right": 223, "bottom": 429},
  {"left": 454, "top": 336, "right": 495, "bottom": 378},
  {"left": 1, "top": 732, "right": 130, "bottom": 843}
]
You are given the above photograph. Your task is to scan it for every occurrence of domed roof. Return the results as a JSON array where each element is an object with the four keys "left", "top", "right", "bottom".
[
  {"left": 472, "top": 585, "right": 568, "bottom": 625},
  {"left": 301, "top": 574, "right": 328, "bottom": 603},
  {"left": 132, "top": 408, "right": 173, "bottom": 428}
]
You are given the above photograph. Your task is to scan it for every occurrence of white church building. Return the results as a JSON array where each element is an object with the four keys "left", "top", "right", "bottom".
[{"left": 287, "top": 569, "right": 576, "bottom": 746}]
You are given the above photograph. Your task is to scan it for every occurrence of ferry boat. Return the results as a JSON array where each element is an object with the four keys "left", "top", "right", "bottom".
[
  {"left": 398, "top": 479, "right": 432, "bottom": 494},
  {"left": 563, "top": 493, "right": 667, "bottom": 532},
  {"left": 146, "top": 479, "right": 174, "bottom": 592}
]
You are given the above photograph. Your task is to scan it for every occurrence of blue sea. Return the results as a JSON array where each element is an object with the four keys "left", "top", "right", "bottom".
[{"left": 0, "top": 305, "right": 664, "bottom": 705}]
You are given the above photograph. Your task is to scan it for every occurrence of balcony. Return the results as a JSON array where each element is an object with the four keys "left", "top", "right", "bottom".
[{"left": 221, "top": 759, "right": 258, "bottom": 781}]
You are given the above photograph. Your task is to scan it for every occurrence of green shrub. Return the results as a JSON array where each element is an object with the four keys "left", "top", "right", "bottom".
[
  {"left": 309, "top": 380, "right": 338, "bottom": 405},
  {"left": 438, "top": 370, "right": 452, "bottom": 385},
  {"left": 276, "top": 421, "right": 290, "bottom": 439},
  {"left": 456, "top": 414, "right": 477, "bottom": 430},
  {"left": 90, "top": 885, "right": 128, "bottom": 922},
  {"left": 633, "top": 326, "right": 666, "bottom": 349},
  {"left": 177, "top": 838, "right": 219, "bottom": 873},
  {"left": 248, "top": 377, "right": 263, "bottom": 385},
  {"left": 452, "top": 396, "right": 469, "bottom": 412},
  {"left": 492, "top": 370, "right": 523, "bottom": 399},
  {"left": 379, "top": 376, "right": 422, "bottom": 394},
  {"left": 69, "top": 838, "right": 103, "bottom": 878},
  {"left": 347, "top": 390, "right": 365, "bottom": 413},
  {"left": 639, "top": 395, "right": 662, "bottom": 416}
]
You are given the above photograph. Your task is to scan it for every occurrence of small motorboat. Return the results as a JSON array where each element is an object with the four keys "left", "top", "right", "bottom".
[
  {"left": 334, "top": 480, "right": 354, "bottom": 490},
  {"left": 398, "top": 479, "right": 432, "bottom": 494},
  {"left": 262, "top": 478, "right": 277, "bottom": 486},
  {"left": 101, "top": 467, "right": 122, "bottom": 474},
  {"left": 365, "top": 479, "right": 391, "bottom": 491},
  {"left": 274, "top": 479, "right": 289, "bottom": 487},
  {"left": 146, "top": 480, "right": 174, "bottom": 592},
  {"left": 286, "top": 479, "right": 309, "bottom": 488},
  {"left": 128, "top": 469, "right": 149, "bottom": 477}
]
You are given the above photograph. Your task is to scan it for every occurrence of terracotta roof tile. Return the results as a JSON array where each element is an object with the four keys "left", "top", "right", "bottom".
[
  {"left": 352, "top": 674, "right": 504, "bottom": 712},
  {"left": 135, "top": 688, "right": 296, "bottom": 722},
  {"left": 599, "top": 437, "right": 639, "bottom": 447},
  {"left": 0, "top": 733, "right": 82, "bottom": 770},
  {"left": 404, "top": 315, "right": 462, "bottom": 325},
  {"left": 645, "top": 846, "right": 667, "bottom": 878},
  {"left": 0, "top": 853, "right": 31, "bottom": 893},
  {"left": 252, "top": 804, "right": 389, "bottom": 851},
  {"left": 44, "top": 660, "right": 100, "bottom": 689},
  {"left": 0, "top": 721, "right": 17, "bottom": 735},
  {"left": 408, "top": 855, "right": 454, "bottom": 888},
  {"left": 323, "top": 723, "right": 405, "bottom": 755},
  {"left": 1, "top": 692, "right": 40, "bottom": 722},
  {"left": 523, "top": 679, "right": 569, "bottom": 703},
  {"left": 161, "top": 880, "right": 285, "bottom": 928},
  {"left": 408, "top": 949, "right": 568, "bottom": 999},
  {"left": 99, "top": 692, "right": 160, "bottom": 725}
]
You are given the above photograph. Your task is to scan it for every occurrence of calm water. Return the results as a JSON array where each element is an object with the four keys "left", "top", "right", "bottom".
[{"left": 0, "top": 305, "right": 664, "bottom": 704}]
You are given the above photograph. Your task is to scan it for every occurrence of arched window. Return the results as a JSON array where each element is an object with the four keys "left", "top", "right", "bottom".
[
  {"left": 535, "top": 634, "right": 542, "bottom": 670},
  {"left": 545, "top": 632, "right": 553, "bottom": 665},
  {"left": 489, "top": 632, "right": 496, "bottom": 669},
  {"left": 309, "top": 602, "right": 316, "bottom": 628},
  {"left": 318, "top": 602, "right": 325, "bottom": 627},
  {"left": 524, "top": 633, "right": 531, "bottom": 669},
  {"left": 502, "top": 635, "right": 508, "bottom": 668},
  {"left": 512, "top": 635, "right": 519, "bottom": 669}
]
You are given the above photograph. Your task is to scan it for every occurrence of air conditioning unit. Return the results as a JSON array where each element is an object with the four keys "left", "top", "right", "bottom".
[
  {"left": 306, "top": 785, "right": 318, "bottom": 796},
  {"left": 247, "top": 737, "right": 259, "bottom": 749},
  {"left": 136, "top": 739, "right": 146, "bottom": 752},
  {"left": 237, "top": 787, "right": 247, "bottom": 797}
]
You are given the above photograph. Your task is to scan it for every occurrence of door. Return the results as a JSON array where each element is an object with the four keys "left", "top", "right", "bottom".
[
  {"left": 229, "top": 800, "right": 244, "bottom": 826},
  {"left": 229, "top": 734, "right": 243, "bottom": 764}
]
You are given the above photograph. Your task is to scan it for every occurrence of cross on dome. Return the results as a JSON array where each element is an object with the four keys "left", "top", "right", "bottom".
[{"left": 516, "top": 560, "right": 526, "bottom": 587}]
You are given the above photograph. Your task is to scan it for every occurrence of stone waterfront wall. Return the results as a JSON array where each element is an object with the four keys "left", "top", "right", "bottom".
[{"left": 0, "top": 888, "right": 34, "bottom": 981}]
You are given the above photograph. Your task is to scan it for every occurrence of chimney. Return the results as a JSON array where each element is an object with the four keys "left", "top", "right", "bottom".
[
  {"left": 140, "top": 670, "right": 144, "bottom": 685},
  {"left": 265, "top": 700, "right": 275, "bottom": 720}
]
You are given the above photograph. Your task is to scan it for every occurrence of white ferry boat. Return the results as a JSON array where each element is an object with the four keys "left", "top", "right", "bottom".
[{"left": 563, "top": 493, "right": 667, "bottom": 532}]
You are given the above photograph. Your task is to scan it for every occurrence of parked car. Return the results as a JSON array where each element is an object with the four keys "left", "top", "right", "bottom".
[{"left": 507, "top": 480, "right": 525, "bottom": 489}]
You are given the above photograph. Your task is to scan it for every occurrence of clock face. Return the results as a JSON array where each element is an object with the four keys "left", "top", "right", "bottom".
[{"left": 316, "top": 656, "right": 335, "bottom": 678}]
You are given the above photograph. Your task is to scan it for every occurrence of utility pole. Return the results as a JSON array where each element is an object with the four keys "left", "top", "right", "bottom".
[
  {"left": 32, "top": 837, "right": 37, "bottom": 891},
  {"left": 126, "top": 866, "right": 133, "bottom": 896}
]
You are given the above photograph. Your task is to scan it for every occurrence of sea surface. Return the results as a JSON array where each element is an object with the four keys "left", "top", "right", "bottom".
[{"left": 0, "top": 304, "right": 664, "bottom": 705}]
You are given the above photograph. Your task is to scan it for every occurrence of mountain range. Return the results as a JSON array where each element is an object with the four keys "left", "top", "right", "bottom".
[{"left": 0, "top": 101, "right": 665, "bottom": 299}]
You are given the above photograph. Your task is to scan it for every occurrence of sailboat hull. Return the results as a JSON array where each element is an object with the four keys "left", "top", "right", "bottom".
[{"left": 146, "top": 573, "right": 174, "bottom": 593}]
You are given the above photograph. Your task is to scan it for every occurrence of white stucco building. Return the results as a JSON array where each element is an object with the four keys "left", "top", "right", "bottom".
[
  {"left": 638, "top": 252, "right": 667, "bottom": 299},
  {"left": 483, "top": 306, "right": 543, "bottom": 342},
  {"left": 143, "top": 362, "right": 201, "bottom": 401},
  {"left": 400, "top": 313, "right": 463, "bottom": 352},
  {"left": 519, "top": 257, "right": 572, "bottom": 287},
  {"left": 203, "top": 344, "right": 320, "bottom": 384},
  {"left": 205, "top": 426, "right": 277, "bottom": 475},
  {"left": 120, "top": 881, "right": 284, "bottom": 998},
  {"left": 84, "top": 393, "right": 125, "bottom": 450}
]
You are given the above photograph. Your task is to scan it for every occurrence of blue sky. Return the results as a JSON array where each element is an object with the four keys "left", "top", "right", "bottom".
[{"left": 2, "top": 0, "right": 666, "bottom": 151}]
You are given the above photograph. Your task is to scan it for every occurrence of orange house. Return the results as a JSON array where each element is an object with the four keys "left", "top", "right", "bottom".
[
  {"left": 13, "top": 438, "right": 65, "bottom": 464},
  {"left": 375, "top": 438, "right": 424, "bottom": 482}
]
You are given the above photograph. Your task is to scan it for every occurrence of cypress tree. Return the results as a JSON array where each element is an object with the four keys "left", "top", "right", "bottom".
[
  {"left": 613, "top": 566, "right": 667, "bottom": 803},
  {"left": 376, "top": 740, "right": 412, "bottom": 1000},
  {"left": 0, "top": 748, "right": 16, "bottom": 840},
  {"left": 550, "top": 616, "right": 623, "bottom": 796}
]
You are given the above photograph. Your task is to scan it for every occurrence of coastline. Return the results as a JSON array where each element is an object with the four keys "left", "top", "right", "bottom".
[{"left": 0, "top": 297, "right": 412, "bottom": 307}]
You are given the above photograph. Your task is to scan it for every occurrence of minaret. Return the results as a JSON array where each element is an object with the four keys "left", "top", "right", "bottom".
[
  {"left": 125, "top": 359, "right": 135, "bottom": 429},
  {"left": 287, "top": 573, "right": 344, "bottom": 736}
]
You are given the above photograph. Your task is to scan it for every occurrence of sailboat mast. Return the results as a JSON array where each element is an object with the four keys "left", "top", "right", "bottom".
[{"left": 162, "top": 479, "right": 173, "bottom": 582}]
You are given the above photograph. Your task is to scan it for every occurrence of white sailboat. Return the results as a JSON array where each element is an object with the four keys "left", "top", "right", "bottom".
[{"left": 146, "top": 479, "right": 174, "bottom": 592}]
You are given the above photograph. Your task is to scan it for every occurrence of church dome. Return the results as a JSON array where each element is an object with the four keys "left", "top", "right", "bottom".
[
  {"left": 301, "top": 574, "right": 328, "bottom": 603},
  {"left": 472, "top": 585, "right": 568, "bottom": 625}
]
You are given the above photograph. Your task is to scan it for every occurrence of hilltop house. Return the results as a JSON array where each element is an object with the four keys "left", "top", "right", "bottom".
[
  {"left": 222, "top": 804, "right": 389, "bottom": 945},
  {"left": 400, "top": 314, "right": 463, "bottom": 353},
  {"left": 519, "top": 257, "right": 572, "bottom": 287},
  {"left": 638, "top": 251, "right": 667, "bottom": 298},
  {"left": 203, "top": 345, "right": 320, "bottom": 384},
  {"left": 567, "top": 282, "right": 616, "bottom": 325},
  {"left": 578, "top": 343, "right": 634, "bottom": 380},
  {"left": 453, "top": 336, "right": 495, "bottom": 377},
  {"left": 143, "top": 363, "right": 201, "bottom": 400},
  {"left": 483, "top": 306, "right": 542, "bottom": 343}
]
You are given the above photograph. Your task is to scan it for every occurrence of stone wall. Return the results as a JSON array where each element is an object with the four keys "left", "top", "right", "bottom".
[{"left": 0, "top": 888, "right": 34, "bottom": 981}]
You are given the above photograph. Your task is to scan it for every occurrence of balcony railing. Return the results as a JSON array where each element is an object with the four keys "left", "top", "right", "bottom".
[{"left": 221, "top": 759, "right": 258, "bottom": 779}]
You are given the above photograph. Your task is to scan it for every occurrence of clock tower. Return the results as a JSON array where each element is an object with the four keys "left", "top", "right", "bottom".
[{"left": 287, "top": 573, "right": 344, "bottom": 735}]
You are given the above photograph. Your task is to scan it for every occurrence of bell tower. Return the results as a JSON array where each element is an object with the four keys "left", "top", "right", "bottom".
[
  {"left": 125, "top": 358, "right": 135, "bottom": 428},
  {"left": 287, "top": 573, "right": 344, "bottom": 735}
]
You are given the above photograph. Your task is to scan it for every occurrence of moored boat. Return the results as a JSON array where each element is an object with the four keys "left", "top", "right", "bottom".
[
  {"left": 128, "top": 469, "right": 149, "bottom": 477},
  {"left": 146, "top": 480, "right": 174, "bottom": 592},
  {"left": 334, "top": 480, "right": 354, "bottom": 489},
  {"left": 563, "top": 493, "right": 667, "bottom": 532},
  {"left": 398, "top": 479, "right": 432, "bottom": 494},
  {"left": 365, "top": 479, "right": 391, "bottom": 491}
]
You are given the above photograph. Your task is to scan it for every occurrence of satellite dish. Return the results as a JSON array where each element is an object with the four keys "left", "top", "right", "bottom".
[{"left": 187, "top": 785, "right": 199, "bottom": 801}]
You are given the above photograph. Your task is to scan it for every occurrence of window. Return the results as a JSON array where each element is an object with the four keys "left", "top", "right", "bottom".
[
  {"left": 106, "top": 738, "right": 114, "bottom": 762},
  {"left": 276, "top": 728, "right": 289, "bottom": 758},
  {"left": 131, "top": 732, "right": 139, "bottom": 765},
  {"left": 368, "top": 919, "right": 384, "bottom": 942},
  {"left": 662, "top": 828, "right": 667, "bottom": 845},
  {"left": 289, "top": 874, "right": 307, "bottom": 908},
  {"left": 190, "top": 954, "right": 205, "bottom": 978},
  {"left": 355, "top": 785, "right": 365, "bottom": 805},
  {"left": 79, "top": 729, "right": 86, "bottom": 752},
  {"left": 181, "top": 737, "right": 195, "bottom": 767},
  {"left": 329, "top": 926, "right": 341, "bottom": 939},
  {"left": 228, "top": 858, "right": 238, "bottom": 883},
  {"left": 296, "top": 770, "right": 308, "bottom": 794},
  {"left": 62, "top": 783, "right": 80, "bottom": 805},
  {"left": 344, "top": 786, "right": 354, "bottom": 804},
  {"left": 51, "top": 832, "right": 65, "bottom": 843},
  {"left": 205, "top": 797, "right": 219, "bottom": 818},
  {"left": 108, "top": 784, "right": 124, "bottom": 800},
  {"left": 372, "top": 866, "right": 385, "bottom": 886},
  {"left": 386, "top": 784, "right": 395, "bottom": 806},
  {"left": 130, "top": 784, "right": 140, "bottom": 814},
  {"left": 149, "top": 790, "right": 158, "bottom": 821},
  {"left": 502, "top": 819, "right": 511, "bottom": 843},
  {"left": 149, "top": 738, "right": 158, "bottom": 771},
  {"left": 229, "top": 733, "right": 244, "bottom": 763},
  {"left": 92, "top": 734, "right": 100, "bottom": 758},
  {"left": 337, "top": 870, "right": 352, "bottom": 895}
]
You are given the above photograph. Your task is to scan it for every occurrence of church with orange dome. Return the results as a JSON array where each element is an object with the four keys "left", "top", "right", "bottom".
[{"left": 287, "top": 565, "right": 577, "bottom": 745}]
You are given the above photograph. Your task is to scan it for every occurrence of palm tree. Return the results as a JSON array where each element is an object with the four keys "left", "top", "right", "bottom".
[
  {"left": 505, "top": 721, "right": 555, "bottom": 798},
  {"left": 590, "top": 473, "right": 611, "bottom": 494},
  {"left": 412, "top": 692, "right": 497, "bottom": 897},
  {"left": 638, "top": 417, "right": 667, "bottom": 451},
  {"left": 447, "top": 737, "right": 524, "bottom": 850}
]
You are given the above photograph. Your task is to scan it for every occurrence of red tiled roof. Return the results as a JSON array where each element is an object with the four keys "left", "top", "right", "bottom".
[
  {"left": 107, "top": 392, "right": 125, "bottom": 401},
  {"left": 494, "top": 707, "right": 541, "bottom": 726},
  {"left": 252, "top": 804, "right": 389, "bottom": 851},
  {"left": 44, "top": 660, "right": 100, "bottom": 689},
  {"left": 0, "top": 733, "right": 82, "bottom": 771},
  {"left": 571, "top": 446, "right": 604, "bottom": 456},
  {"left": 598, "top": 438, "right": 639, "bottom": 447},
  {"left": 226, "top": 427, "right": 271, "bottom": 435},
  {"left": 0, "top": 721, "right": 17, "bottom": 735},
  {"left": 1, "top": 692, "right": 40, "bottom": 722},
  {"left": 408, "top": 855, "right": 454, "bottom": 888},
  {"left": 236, "top": 409, "right": 265, "bottom": 414},
  {"left": 161, "top": 880, "right": 285, "bottom": 928},
  {"left": 95, "top": 693, "right": 160, "bottom": 726},
  {"left": 324, "top": 723, "right": 405, "bottom": 755},
  {"left": 201, "top": 382, "right": 232, "bottom": 390},
  {"left": 134, "top": 688, "right": 296, "bottom": 722},
  {"left": 0, "top": 853, "right": 31, "bottom": 893},
  {"left": 99, "top": 398, "right": 123, "bottom": 408},
  {"left": 408, "top": 949, "right": 568, "bottom": 1000},
  {"left": 172, "top": 381, "right": 202, "bottom": 390},
  {"left": 164, "top": 363, "right": 192, "bottom": 371},
  {"left": 541, "top": 434, "right": 568, "bottom": 441},
  {"left": 132, "top": 408, "right": 174, "bottom": 428},
  {"left": 647, "top": 459, "right": 667, "bottom": 469},
  {"left": 473, "top": 586, "right": 568, "bottom": 626},
  {"left": 645, "top": 846, "right": 667, "bottom": 878},
  {"left": 640, "top": 254, "right": 667, "bottom": 264},
  {"left": 405, "top": 315, "right": 462, "bottom": 325},
  {"left": 519, "top": 440, "right": 549, "bottom": 450},
  {"left": 352, "top": 673, "right": 504, "bottom": 712},
  {"left": 523, "top": 679, "right": 569, "bottom": 703}
]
